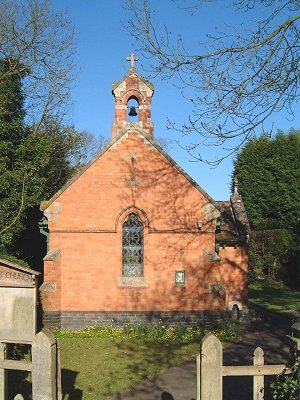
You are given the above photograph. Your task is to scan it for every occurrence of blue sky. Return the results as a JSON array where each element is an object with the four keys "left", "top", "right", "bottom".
[{"left": 52, "top": 0, "right": 300, "bottom": 200}]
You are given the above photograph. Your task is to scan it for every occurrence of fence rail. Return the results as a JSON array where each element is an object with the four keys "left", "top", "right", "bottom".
[
  {"left": 197, "top": 333, "right": 291, "bottom": 400},
  {"left": 0, "top": 330, "right": 61, "bottom": 400},
  {"left": 222, "top": 364, "right": 289, "bottom": 376},
  {"left": 0, "top": 359, "right": 32, "bottom": 372}
]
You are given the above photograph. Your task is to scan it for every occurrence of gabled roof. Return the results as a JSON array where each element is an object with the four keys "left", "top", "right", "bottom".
[
  {"left": 0, "top": 258, "right": 39, "bottom": 275},
  {"left": 112, "top": 67, "right": 154, "bottom": 92},
  {"left": 41, "top": 124, "right": 218, "bottom": 212},
  {"left": 216, "top": 193, "right": 251, "bottom": 244}
]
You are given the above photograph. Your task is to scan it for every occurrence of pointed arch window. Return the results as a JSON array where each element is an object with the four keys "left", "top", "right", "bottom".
[{"left": 122, "top": 213, "right": 143, "bottom": 276}]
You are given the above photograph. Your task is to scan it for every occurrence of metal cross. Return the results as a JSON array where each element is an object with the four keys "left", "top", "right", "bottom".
[{"left": 126, "top": 53, "right": 139, "bottom": 68}]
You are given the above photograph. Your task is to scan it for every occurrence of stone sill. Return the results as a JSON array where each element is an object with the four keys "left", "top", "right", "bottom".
[
  {"left": 43, "top": 249, "right": 61, "bottom": 261},
  {"left": 40, "top": 282, "right": 56, "bottom": 292},
  {"left": 118, "top": 277, "right": 148, "bottom": 287}
]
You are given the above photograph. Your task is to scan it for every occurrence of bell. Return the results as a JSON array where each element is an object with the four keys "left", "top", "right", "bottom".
[{"left": 128, "top": 106, "right": 138, "bottom": 117}]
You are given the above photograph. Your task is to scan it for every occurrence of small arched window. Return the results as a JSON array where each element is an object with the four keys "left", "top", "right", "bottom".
[{"left": 122, "top": 213, "right": 143, "bottom": 276}]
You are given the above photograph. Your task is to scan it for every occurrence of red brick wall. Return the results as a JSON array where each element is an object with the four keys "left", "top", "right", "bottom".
[
  {"left": 112, "top": 73, "right": 154, "bottom": 137},
  {"left": 41, "top": 131, "right": 248, "bottom": 318},
  {"left": 218, "top": 246, "right": 248, "bottom": 307},
  {"left": 42, "top": 257, "right": 61, "bottom": 310}
]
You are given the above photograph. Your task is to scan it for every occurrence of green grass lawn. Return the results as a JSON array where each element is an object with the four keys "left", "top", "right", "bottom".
[
  {"left": 9, "top": 324, "right": 236, "bottom": 400},
  {"left": 248, "top": 280, "right": 300, "bottom": 313},
  {"left": 59, "top": 337, "right": 199, "bottom": 400},
  {"left": 9, "top": 337, "right": 201, "bottom": 400}
]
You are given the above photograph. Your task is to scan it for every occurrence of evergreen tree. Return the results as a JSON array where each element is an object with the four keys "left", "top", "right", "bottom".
[
  {"left": 0, "top": 58, "right": 31, "bottom": 250},
  {"left": 0, "top": 58, "right": 96, "bottom": 258},
  {"left": 233, "top": 130, "right": 300, "bottom": 231},
  {"left": 233, "top": 130, "right": 300, "bottom": 283}
]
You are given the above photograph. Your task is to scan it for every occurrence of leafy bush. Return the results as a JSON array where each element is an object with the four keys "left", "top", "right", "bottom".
[
  {"left": 249, "top": 229, "right": 294, "bottom": 281},
  {"left": 270, "top": 357, "right": 300, "bottom": 400}
]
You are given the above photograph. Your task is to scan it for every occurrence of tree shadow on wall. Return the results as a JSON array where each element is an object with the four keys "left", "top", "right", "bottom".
[{"left": 112, "top": 147, "right": 250, "bottom": 316}]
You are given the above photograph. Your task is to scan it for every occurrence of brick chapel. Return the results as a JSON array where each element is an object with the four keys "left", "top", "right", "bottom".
[{"left": 40, "top": 54, "right": 250, "bottom": 329}]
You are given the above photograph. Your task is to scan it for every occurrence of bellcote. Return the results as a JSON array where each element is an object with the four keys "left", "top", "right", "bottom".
[{"left": 112, "top": 54, "right": 154, "bottom": 138}]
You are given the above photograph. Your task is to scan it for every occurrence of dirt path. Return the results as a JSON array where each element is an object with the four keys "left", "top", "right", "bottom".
[{"left": 108, "top": 311, "right": 296, "bottom": 400}]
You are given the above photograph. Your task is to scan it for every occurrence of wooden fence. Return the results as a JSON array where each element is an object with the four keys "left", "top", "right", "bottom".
[
  {"left": 0, "top": 330, "right": 61, "bottom": 400},
  {"left": 197, "top": 333, "right": 291, "bottom": 400}
]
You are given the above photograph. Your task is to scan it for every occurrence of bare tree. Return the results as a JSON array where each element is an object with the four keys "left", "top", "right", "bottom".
[
  {"left": 0, "top": 174, "right": 27, "bottom": 237},
  {"left": 127, "top": 0, "right": 300, "bottom": 164},
  {"left": 155, "top": 135, "right": 175, "bottom": 151},
  {"left": 69, "top": 130, "right": 109, "bottom": 167},
  {"left": 0, "top": 0, "right": 76, "bottom": 127}
]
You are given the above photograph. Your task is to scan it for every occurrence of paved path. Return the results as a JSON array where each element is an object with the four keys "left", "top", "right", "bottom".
[{"left": 109, "top": 312, "right": 296, "bottom": 400}]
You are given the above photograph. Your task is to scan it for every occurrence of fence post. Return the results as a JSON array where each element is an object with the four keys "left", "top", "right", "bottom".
[
  {"left": 56, "top": 341, "right": 62, "bottom": 400},
  {"left": 0, "top": 343, "right": 6, "bottom": 400},
  {"left": 32, "top": 329, "right": 59, "bottom": 400},
  {"left": 253, "top": 347, "right": 264, "bottom": 400},
  {"left": 199, "top": 333, "right": 222, "bottom": 400},
  {"left": 197, "top": 354, "right": 200, "bottom": 400}
]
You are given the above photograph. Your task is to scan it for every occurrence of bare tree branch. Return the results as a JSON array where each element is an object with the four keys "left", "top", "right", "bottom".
[
  {"left": 0, "top": 0, "right": 77, "bottom": 125},
  {"left": 0, "top": 173, "right": 27, "bottom": 236},
  {"left": 127, "top": 0, "right": 300, "bottom": 165}
]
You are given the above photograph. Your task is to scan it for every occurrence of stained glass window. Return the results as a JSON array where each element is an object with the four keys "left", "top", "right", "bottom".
[{"left": 122, "top": 214, "right": 143, "bottom": 276}]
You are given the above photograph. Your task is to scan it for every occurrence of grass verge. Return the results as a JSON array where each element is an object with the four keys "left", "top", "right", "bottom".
[
  {"left": 249, "top": 280, "right": 300, "bottom": 313},
  {"left": 59, "top": 337, "right": 198, "bottom": 399},
  {"left": 57, "top": 323, "right": 236, "bottom": 400},
  {"left": 8, "top": 323, "right": 237, "bottom": 400}
]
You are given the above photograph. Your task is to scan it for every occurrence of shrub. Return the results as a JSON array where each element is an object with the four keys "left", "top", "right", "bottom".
[
  {"left": 270, "top": 357, "right": 300, "bottom": 400},
  {"left": 249, "top": 229, "right": 294, "bottom": 281}
]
